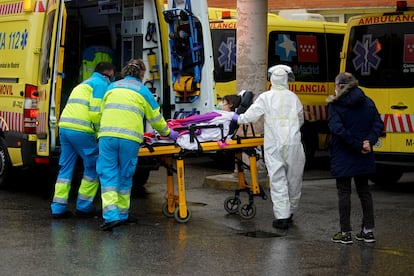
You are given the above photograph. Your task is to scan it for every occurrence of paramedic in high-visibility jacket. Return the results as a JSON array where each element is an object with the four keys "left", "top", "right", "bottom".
[
  {"left": 97, "top": 59, "right": 179, "bottom": 231},
  {"left": 51, "top": 61, "right": 116, "bottom": 219}
]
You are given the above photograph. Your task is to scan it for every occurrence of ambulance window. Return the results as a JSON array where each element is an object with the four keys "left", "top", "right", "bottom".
[
  {"left": 345, "top": 23, "right": 414, "bottom": 88},
  {"left": 326, "top": 33, "right": 344, "bottom": 81},
  {"left": 211, "top": 29, "right": 237, "bottom": 82},
  {"left": 268, "top": 31, "right": 328, "bottom": 82},
  {"left": 40, "top": 11, "right": 55, "bottom": 84}
]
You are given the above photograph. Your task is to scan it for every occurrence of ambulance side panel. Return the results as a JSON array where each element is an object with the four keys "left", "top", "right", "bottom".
[{"left": 0, "top": 0, "right": 46, "bottom": 166}]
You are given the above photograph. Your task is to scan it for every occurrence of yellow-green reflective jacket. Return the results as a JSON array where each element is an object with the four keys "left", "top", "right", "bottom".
[
  {"left": 98, "top": 76, "right": 170, "bottom": 143},
  {"left": 59, "top": 72, "right": 110, "bottom": 134},
  {"left": 79, "top": 46, "right": 113, "bottom": 82}
]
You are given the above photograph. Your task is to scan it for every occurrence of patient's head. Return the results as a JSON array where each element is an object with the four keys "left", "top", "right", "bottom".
[{"left": 220, "top": 95, "right": 241, "bottom": 112}]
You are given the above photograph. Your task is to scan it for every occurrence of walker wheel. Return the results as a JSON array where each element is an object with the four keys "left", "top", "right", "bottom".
[
  {"left": 239, "top": 203, "right": 256, "bottom": 220},
  {"left": 174, "top": 206, "right": 192, "bottom": 223},
  {"left": 224, "top": 196, "right": 241, "bottom": 214},
  {"left": 162, "top": 202, "right": 175, "bottom": 218}
]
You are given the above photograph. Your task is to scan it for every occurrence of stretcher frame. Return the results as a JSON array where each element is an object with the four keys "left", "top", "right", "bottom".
[{"left": 138, "top": 136, "right": 266, "bottom": 223}]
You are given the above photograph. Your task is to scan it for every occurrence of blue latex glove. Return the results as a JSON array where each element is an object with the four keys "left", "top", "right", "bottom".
[
  {"left": 169, "top": 129, "right": 179, "bottom": 141},
  {"left": 232, "top": 113, "right": 239, "bottom": 123}
]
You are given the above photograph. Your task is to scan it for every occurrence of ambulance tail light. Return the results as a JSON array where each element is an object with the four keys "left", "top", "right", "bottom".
[
  {"left": 23, "top": 0, "right": 34, "bottom": 12},
  {"left": 35, "top": 157, "right": 50, "bottom": 164},
  {"left": 222, "top": 10, "right": 231, "bottom": 19},
  {"left": 24, "top": 84, "right": 39, "bottom": 134}
]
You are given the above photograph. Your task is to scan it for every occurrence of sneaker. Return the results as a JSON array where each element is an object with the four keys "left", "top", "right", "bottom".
[
  {"left": 272, "top": 219, "right": 289, "bottom": 230},
  {"left": 355, "top": 231, "right": 376, "bottom": 243},
  {"left": 52, "top": 210, "right": 73, "bottom": 219},
  {"left": 100, "top": 220, "right": 121, "bottom": 231},
  {"left": 331, "top": 232, "right": 353, "bottom": 244}
]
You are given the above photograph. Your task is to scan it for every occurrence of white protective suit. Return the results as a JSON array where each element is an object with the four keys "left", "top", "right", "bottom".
[{"left": 237, "top": 65, "right": 305, "bottom": 220}]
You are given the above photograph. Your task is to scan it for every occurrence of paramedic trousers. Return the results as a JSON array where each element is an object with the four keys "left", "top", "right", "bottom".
[
  {"left": 51, "top": 128, "right": 99, "bottom": 215},
  {"left": 265, "top": 143, "right": 305, "bottom": 220},
  {"left": 336, "top": 175, "right": 375, "bottom": 233},
  {"left": 97, "top": 137, "right": 139, "bottom": 223}
]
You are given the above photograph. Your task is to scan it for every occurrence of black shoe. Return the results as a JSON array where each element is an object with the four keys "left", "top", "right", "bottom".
[
  {"left": 121, "top": 216, "right": 138, "bottom": 225},
  {"left": 273, "top": 219, "right": 289, "bottom": 230},
  {"left": 100, "top": 220, "right": 121, "bottom": 231},
  {"left": 76, "top": 209, "right": 101, "bottom": 219},
  {"left": 52, "top": 210, "right": 73, "bottom": 219}
]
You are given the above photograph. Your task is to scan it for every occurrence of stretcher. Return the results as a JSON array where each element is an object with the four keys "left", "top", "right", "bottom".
[{"left": 138, "top": 135, "right": 267, "bottom": 223}]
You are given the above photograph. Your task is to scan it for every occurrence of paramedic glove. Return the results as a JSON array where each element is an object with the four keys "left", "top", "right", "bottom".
[
  {"left": 169, "top": 129, "right": 179, "bottom": 141},
  {"left": 232, "top": 113, "right": 239, "bottom": 123}
]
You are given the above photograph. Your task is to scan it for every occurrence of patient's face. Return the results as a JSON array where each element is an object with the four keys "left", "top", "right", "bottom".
[{"left": 221, "top": 100, "right": 232, "bottom": 111}]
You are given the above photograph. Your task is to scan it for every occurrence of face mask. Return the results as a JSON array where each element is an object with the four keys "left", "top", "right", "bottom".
[
  {"left": 216, "top": 101, "right": 224, "bottom": 110},
  {"left": 103, "top": 73, "right": 115, "bottom": 83},
  {"left": 335, "top": 89, "right": 339, "bottom": 96}
]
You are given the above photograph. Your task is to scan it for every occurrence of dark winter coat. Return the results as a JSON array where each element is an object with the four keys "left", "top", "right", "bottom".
[{"left": 327, "top": 86, "right": 384, "bottom": 178}]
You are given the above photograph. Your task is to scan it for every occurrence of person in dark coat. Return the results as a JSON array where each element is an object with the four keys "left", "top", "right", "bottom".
[{"left": 327, "top": 72, "right": 384, "bottom": 244}]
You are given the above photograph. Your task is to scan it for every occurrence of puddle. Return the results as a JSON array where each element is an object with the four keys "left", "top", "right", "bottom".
[
  {"left": 187, "top": 202, "right": 208, "bottom": 206},
  {"left": 237, "top": 230, "right": 283, "bottom": 238}
]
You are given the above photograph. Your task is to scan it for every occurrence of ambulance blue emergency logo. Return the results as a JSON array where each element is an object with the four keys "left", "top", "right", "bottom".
[
  {"left": 276, "top": 34, "right": 297, "bottom": 62},
  {"left": 218, "top": 37, "right": 236, "bottom": 72},
  {"left": 352, "top": 34, "right": 381, "bottom": 76},
  {"left": 20, "top": 29, "right": 28, "bottom": 50}
]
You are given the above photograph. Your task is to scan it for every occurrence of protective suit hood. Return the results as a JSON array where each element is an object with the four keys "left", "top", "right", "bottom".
[{"left": 268, "top": 65, "right": 294, "bottom": 90}]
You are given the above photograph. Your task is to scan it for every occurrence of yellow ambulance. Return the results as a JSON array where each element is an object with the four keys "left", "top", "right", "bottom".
[
  {"left": 209, "top": 8, "right": 346, "bottom": 160},
  {"left": 0, "top": 0, "right": 66, "bottom": 187},
  {"left": 0, "top": 0, "right": 217, "bottom": 187},
  {"left": 340, "top": 1, "right": 414, "bottom": 184}
]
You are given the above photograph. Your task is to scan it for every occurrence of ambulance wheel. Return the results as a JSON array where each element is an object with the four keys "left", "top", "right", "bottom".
[
  {"left": 239, "top": 203, "right": 256, "bottom": 220},
  {"left": 369, "top": 167, "right": 403, "bottom": 186},
  {"left": 174, "top": 206, "right": 192, "bottom": 223},
  {"left": 162, "top": 202, "right": 175, "bottom": 218},
  {"left": 0, "top": 137, "right": 11, "bottom": 188},
  {"left": 224, "top": 196, "right": 241, "bottom": 214}
]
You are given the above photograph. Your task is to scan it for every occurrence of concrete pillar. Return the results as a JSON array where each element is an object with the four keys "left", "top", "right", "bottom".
[
  {"left": 236, "top": 0, "right": 268, "bottom": 96},
  {"left": 236, "top": 0, "right": 268, "bottom": 176}
]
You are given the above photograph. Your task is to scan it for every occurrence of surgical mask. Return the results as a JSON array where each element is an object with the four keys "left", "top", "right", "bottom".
[
  {"left": 216, "top": 101, "right": 224, "bottom": 110},
  {"left": 103, "top": 73, "right": 115, "bottom": 83}
]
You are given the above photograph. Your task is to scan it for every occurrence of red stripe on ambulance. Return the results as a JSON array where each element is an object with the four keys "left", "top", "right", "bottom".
[
  {"left": 0, "top": 111, "right": 23, "bottom": 132},
  {"left": 0, "top": 2, "right": 23, "bottom": 15},
  {"left": 382, "top": 114, "right": 414, "bottom": 133},
  {"left": 303, "top": 105, "right": 328, "bottom": 121}
]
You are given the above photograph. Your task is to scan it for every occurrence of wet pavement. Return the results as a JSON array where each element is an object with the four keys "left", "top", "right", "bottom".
[{"left": 0, "top": 155, "right": 413, "bottom": 275}]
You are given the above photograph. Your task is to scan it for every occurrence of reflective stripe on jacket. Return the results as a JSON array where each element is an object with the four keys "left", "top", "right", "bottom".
[
  {"left": 98, "top": 76, "right": 170, "bottom": 143},
  {"left": 59, "top": 72, "right": 109, "bottom": 133}
]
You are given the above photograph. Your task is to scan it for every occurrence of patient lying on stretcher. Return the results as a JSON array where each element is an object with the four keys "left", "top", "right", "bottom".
[{"left": 144, "top": 92, "right": 253, "bottom": 150}]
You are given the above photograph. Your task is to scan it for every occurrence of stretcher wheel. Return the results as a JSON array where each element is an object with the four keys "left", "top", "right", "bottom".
[
  {"left": 174, "top": 207, "right": 192, "bottom": 223},
  {"left": 224, "top": 196, "right": 241, "bottom": 214},
  {"left": 162, "top": 202, "right": 175, "bottom": 218},
  {"left": 239, "top": 203, "right": 256, "bottom": 220}
]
